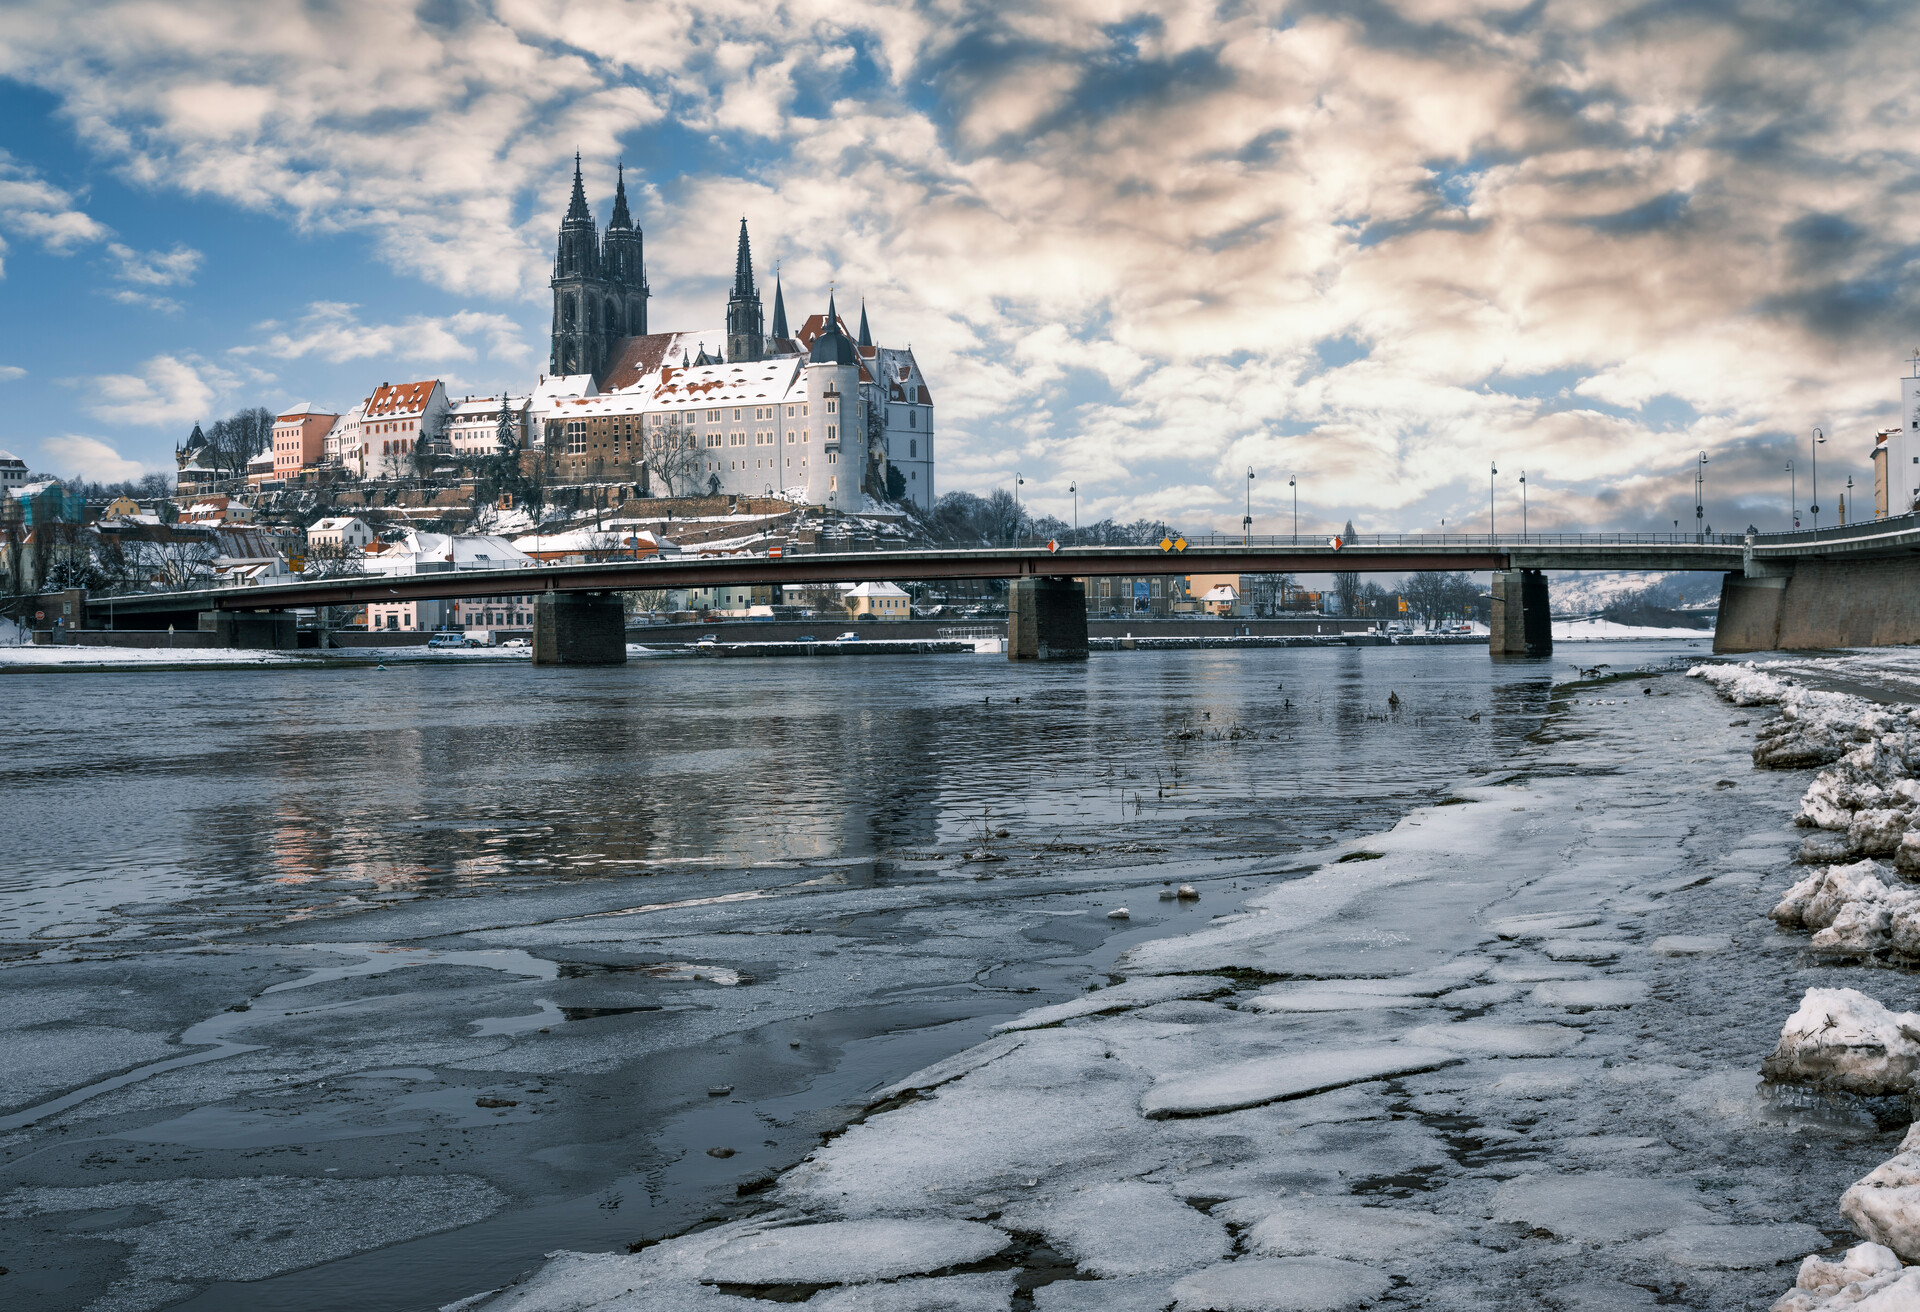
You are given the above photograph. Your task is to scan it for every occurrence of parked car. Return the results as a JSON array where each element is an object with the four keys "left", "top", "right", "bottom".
[
  {"left": 501, "top": 637, "right": 528, "bottom": 648},
  {"left": 695, "top": 633, "right": 719, "bottom": 646},
  {"left": 427, "top": 634, "right": 465, "bottom": 649},
  {"left": 835, "top": 631, "right": 860, "bottom": 642},
  {"left": 797, "top": 634, "right": 818, "bottom": 643}
]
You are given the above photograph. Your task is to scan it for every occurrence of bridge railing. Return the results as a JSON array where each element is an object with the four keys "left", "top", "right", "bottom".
[{"left": 1748, "top": 507, "right": 1920, "bottom": 546}]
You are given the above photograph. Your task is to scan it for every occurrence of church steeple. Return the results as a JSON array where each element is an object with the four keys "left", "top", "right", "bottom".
[
  {"left": 857, "top": 299, "right": 872, "bottom": 350},
  {"left": 608, "top": 163, "right": 632, "bottom": 230},
  {"left": 551, "top": 154, "right": 645, "bottom": 381},
  {"left": 725, "top": 218, "right": 765, "bottom": 364},
  {"left": 770, "top": 271, "right": 789, "bottom": 341},
  {"left": 565, "top": 153, "right": 592, "bottom": 224}
]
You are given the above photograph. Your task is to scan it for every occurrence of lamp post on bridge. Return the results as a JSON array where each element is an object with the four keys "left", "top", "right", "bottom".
[
  {"left": 1489, "top": 461, "right": 1497, "bottom": 540},
  {"left": 1013, "top": 471, "right": 1025, "bottom": 544},
  {"left": 1289, "top": 476, "right": 1297, "bottom": 545},
  {"left": 1519, "top": 470, "right": 1527, "bottom": 540},
  {"left": 1788, "top": 460, "right": 1797, "bottom": 530},
  {"left": 1812, "top": 428, "right": 1826, "bottom": 532},
  {"left": 1694, "top": 451, "right": 1708, "bottom": 543},
  {"left": 1069, "top": 481, "right": 1078, "bottom": 542},
  {"left": 1243, "top": 467, "right": 1255, "bottom": 545}
]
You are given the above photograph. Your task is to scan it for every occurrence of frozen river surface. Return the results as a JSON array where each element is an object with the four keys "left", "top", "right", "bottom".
[{"left": 15, "top": 641, "right": 1870, "bottom": 1312}]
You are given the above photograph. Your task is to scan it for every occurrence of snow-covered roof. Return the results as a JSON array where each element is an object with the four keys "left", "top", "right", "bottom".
[
  {"left": 365, "top": 380, "right": 441, "bottom": 419},
  {"left": 361, "top": 530, "right": 534, "bottom": 575},
  {"left": 532, "top": 374, "right": 598, "bottom": 407},
  {"left": 845, "top": 581, "right": 910, "bottom": 598},
  {"left": 511, "top": 527, "right": 673, "bottom": 553},
  {"left": 309, "top": 516, "right": 369, "bottom": 532},
  {"left": 1200, "top": 585, "right": 1240, "bottom": 601},
  {"left": 275, "top": 401, "right": 336, "bottom": 420},
  {"left": 448, "top": 395, "right": 530, "bottom": 418}
]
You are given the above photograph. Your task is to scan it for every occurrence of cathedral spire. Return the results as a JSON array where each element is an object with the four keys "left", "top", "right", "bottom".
[
  {"left": 725, "top": 218, "right": 764, "bottom": 363},
  {"left": 564, "top": 152, "right": 591, "bottom": 224},
  {"left": 732, "top": 218, "right": 755, "bottom": 296},
  {"left": 770, "top": 271, "right": 789, "bottom": 340},
  {"left": 857, "top": 299, "right": 872, "bottom": 349},
  {"left": 609, "top": 162, "right": 632, "bottom": 230}
]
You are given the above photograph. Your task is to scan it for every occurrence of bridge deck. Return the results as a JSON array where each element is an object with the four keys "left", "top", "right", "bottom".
[{"left": 80, "top": 521, "right": 1920, "bottom": 618}]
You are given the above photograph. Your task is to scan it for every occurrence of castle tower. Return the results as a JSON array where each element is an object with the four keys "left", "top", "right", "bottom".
[
  {"left": 726, "top": 219, "right": 764, "bottom": 364},
  {"left": 805, "top": 291, "right": 863, "bottom": 510},
  {"left": 770, "top": 272, "right": 790, "bottom": 343},
  {"left": 549, "top": 155, "right": 648, "bottom": 379}
]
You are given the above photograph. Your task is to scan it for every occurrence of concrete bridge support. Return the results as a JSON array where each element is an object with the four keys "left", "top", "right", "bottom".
[
  {"left": 1490, "top": 569, "right": 1552, "bottom": 658},
  {"left": 533, "top": 592, "right": 627, "bottom": 666},
  {"left": 198, "top": 610, "right": 297, "bottom": 650},
  {"left": 1008, "top": 576, "right": 1089, "bottom": 662},
  {"left": 1716, "top": 559, "right": 1920, "bottom": 653}
]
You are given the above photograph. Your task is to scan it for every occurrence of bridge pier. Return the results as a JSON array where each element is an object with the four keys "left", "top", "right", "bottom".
[
  {"left": 1007, "top": 576, "right": 1089, "bottom": 662},
  {"left": 1490, "top": 569, "right": 1551, "bottom": 658},
  {"left": 198, "top": 610, "right": 297, "bottom": 650},
  {"left": 533, "top": 592, "right": 627, "bottom": 666},
  {"left": 1716, "top": 558, "right": 1920, "bottom": 653}
]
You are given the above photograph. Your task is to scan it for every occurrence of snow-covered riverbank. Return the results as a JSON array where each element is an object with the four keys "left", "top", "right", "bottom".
[{"left": 455, "top": 665, "right": 1899, "bottom": 1311}]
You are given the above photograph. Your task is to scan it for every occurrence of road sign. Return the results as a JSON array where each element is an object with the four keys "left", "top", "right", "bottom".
[{"left": 1046, "top": 539, "right": 1058, "bottom": 553}]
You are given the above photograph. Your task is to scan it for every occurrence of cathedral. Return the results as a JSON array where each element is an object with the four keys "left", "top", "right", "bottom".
[{"left": 540, "top": 159, "right": 937, "bottom": 510}]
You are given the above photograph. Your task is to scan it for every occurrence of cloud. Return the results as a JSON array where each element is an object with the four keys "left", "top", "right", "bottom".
[
  {"left": 108, "top": 289, "right": 184, "bottom": 313},
  {"left": 40, "top": 433, "right": 150, "bottom": 482},
  {"left": 106, "top": 241, "right": 202, "bottom": 286},
  {"left": 231, "top": 302, "right": 531, "bottom": 365},
  {"left": 81, "top": 353, "right": 230, "bottom": 426},
  {"left": 4, "top": 1, "right": 1920, "bottom": 528},
  {"left": 0, "top": 365, "right": 25, "bottom": 380},
  {"left": 0, "top": 149, "right": 110, "bottom": 275}
]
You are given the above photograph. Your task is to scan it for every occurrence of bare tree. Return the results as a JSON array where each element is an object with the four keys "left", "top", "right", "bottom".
[
  {"left": 643, "top": 427, "right": 700, "bottom": 497},
  {"left": 205, "top": 407, "right": 274, "bottom": 480}
]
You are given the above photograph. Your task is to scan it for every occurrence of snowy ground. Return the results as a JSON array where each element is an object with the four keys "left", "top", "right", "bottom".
[
  {"left": 0, "top": 643, "right": 536, "bottom": 668},
  {"left": 458, "top": 668, "right": 1903, "bottom": 1311},
  {"left": 1551, "top": 618, "right": 1714, "bottom": 642}
]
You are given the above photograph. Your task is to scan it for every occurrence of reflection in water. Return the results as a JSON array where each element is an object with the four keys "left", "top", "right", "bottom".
[{"left": 0, "top": 645, "right": 1659, "bottom": 949}]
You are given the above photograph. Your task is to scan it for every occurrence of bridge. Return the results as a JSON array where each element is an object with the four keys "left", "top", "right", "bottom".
[{"left": 50, "top": 518, "right": 1920, "bottom": 663}]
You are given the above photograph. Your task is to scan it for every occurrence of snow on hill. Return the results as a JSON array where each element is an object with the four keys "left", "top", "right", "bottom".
[{"left": 1545, "top": 570, "right": 1722, "bottom": 618}]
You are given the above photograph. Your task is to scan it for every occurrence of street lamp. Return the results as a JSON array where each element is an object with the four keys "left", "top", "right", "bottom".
[
  {"left": 1243, "top": 467, "right": 1255, "bottom": 545},
  {"left": 1694, "top": 451, "right": 1708, "bottom": 543},
  {"left": 1847, "top": 474, "right": 1855, "bottom": 526},
  {"left": 1812, "top": 428, "right": 1826, "bottom": 531},
  {"left": 1787, "top": 460, "right": 1797, "bottom": 530},
  {"left": 1069, "top": 481, "right": 1078, "bottom": 540},
  {"left": 1014, "top": 471, "right": 1025, "bottom": 543},
  {"left": 1519, "top": 470, "right": 1527, "bottom": 540},
  {"left": 1489, "top": 461, "right": 1498, "bottom": 540},
  {"left": 1289, "top": 476, "right": 1297, "bottom": 545}
]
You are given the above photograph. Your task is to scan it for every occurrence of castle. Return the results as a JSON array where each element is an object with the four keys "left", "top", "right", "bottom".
[{"left": 538, "top": 157, "right": 936, "bottom": 511}]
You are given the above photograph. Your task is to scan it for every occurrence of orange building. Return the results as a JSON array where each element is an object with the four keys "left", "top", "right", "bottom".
[{"left": 272, "top": 403, "right": 339, "bottom": 480}]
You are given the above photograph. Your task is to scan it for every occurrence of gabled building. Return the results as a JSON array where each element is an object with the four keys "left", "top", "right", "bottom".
[
  {"left": 359, "top": 379, "right": 448, "bottom": 480},
  {"left": 0, "top": 451, "right": 25, "bottom": 493}
]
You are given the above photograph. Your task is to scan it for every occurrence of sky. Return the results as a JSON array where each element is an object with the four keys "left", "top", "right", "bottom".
[{"left": 0, "top": 0, "right": 1916, "bottom": 536}]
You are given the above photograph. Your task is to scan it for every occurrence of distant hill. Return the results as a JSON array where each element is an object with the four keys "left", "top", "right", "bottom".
[{"left": 1546, "top": 570, "right": 1723, "bottom": 619}]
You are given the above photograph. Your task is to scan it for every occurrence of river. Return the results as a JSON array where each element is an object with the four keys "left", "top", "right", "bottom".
[{"left": 0, "top": 641, "right": 1708, "bottom": 1311}]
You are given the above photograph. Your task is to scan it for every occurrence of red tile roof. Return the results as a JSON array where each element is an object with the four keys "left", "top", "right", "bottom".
[{"left": 366, "top": 381, "right": 439, "bottom": 418}]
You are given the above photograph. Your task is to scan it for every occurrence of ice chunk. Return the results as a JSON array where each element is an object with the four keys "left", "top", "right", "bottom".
[
  {"left": 1843, "top": 1125, "right": 1920, "bottom": 1263},
  {"left": 1034, "top": 1277, "right": 1181, "bottom": 1311},
  {"left": 1803, "top": 862, "right": 1903, "bottom": 930},
  {"left": 1852, "top": 810, "right": 1912, "bottom": 857},
  {"left": 1812, "top": 901, "right": 1896, "bottom": 957},
  {"left": 804, "top": 1272, "right": 1016, "bottom": 1311},
  {"left": 1490, "top": 1174, "right": 1716, "bottom": 1242},
  {"left": 870, "top": 1035, "right": 1026, "bottom": 1103},
  {"left": 698, "top": 1220, "right": 1009, "bottom": 1287},
  {"left": 1139, "top": 1046, "right": 1460, "bottom": 1119},
  {"left": 1243, "top": 1202, "right": 1455, "bottom": 1260},
  {"left": 991, "top": 978, "right": 1228, "bottom": 1035},
  {"left": 1645, "top": 1222, "right": 1827, "bottom": 1269},
  {"left": 1530, "top": 980, "right": 1648, "bottom": 1012},
  {"left": 1760, "top": 988, "right": 1920, "bottom": 1096},
  {"left": 1170, "top": 1257, "right": 1391, "bottom": 1311},
  {"left": 1489, "top": 911, "right": 1605, "bottom": 939},
  {"left": 1541, "top": 940, "right": 1621, "bottom": 962},
  {"left": 1241, "top": 989, "right": 1433, "bottom": 1014},
  {"left": 1771, "top": 1242, "right": 1907, "bottom": 1311},
  {"left": 1404, "top": 1020, "right": 1584, "bottom": 1057},
  {"left": 1649, "top": 935, "right": 1730, "bottom": 956},
  {"left": 1002, "top": 1181, "right": 1229, "bottom": 1277}
]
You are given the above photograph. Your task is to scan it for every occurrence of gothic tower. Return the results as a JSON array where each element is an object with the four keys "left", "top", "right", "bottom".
[
  {"left": 602, "top": 164, "right": 648, "bottom": 337},
  {"left": 549, "top": 156, "right": 648, "bottom": 379},
  {"left": 726, "top": 219, "right": 765, "bottom": 364},
  {"left": 770, "top": 271, "right": 790, "bottom": 343}
]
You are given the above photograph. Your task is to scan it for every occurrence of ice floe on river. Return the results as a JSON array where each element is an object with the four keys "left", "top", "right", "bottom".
[{"left": 455, "top": 660, "right": 1906, "bottom": 1311}]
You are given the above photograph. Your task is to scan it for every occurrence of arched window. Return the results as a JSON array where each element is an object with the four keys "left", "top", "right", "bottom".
[
  {"left": 910, "top": 439, "right": 917, "bottom": 457},
  {"left": 562, "top": 296, "right": 575, "bottom": 329}
]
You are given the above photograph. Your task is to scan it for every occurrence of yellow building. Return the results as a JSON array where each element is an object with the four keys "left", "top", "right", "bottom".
[{"left": 844, "top": 581, "right": 911, "bottom": 617}]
